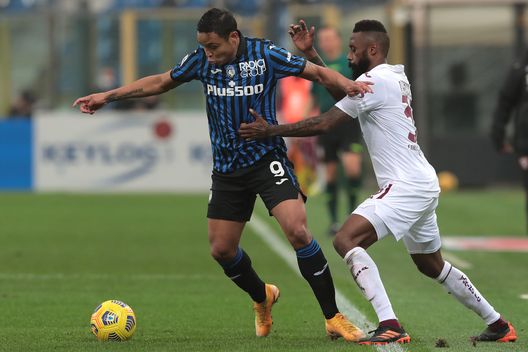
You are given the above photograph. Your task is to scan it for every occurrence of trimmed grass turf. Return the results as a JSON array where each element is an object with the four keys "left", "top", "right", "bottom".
[{"left": 0, "top": 189, "right": 526, "bottom": 351}]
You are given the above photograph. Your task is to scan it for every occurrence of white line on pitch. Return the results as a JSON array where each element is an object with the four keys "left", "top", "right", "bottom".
[
  {"left": 441, "top": 251, "right": 473, "bottom": 270},
  {"left": 249, "top": 214, "right": 406, "bottom": 352}
]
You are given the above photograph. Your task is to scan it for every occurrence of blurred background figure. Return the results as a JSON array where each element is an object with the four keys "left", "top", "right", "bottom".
[
  {"left": 491, "top": 49, "right": 528, "bottom": 233},
  {"left": 311, "top": 26, "right": 363, "bottom": 236},
  {"left": 8, "top": 90, "right": 36, "bottom": 118},
  {"left": 441, "top": 61, "right": 476, "bottom": 131},
  {"left": 278, "top": 76, "right": 319, "bottom": 195}
]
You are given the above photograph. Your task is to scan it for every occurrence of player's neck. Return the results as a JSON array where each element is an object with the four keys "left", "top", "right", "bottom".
[{"left": 368, "top": 58, "right": 387, "bottom": 71}]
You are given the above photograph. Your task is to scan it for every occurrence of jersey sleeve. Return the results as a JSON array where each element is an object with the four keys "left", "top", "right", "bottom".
[
  {"left": 335, "top": 74, "right": 384, "bottom": 118},
  {"left": 170, "top": 48, "right": 203, "bottom": 82},
  {"left": 266, "top": 43, "right": 307, "bottom": 79}
]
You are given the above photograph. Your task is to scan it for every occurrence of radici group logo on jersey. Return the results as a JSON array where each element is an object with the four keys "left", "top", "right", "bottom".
[{"left": 238, "top": 59, "right": 266, "bottom": 78}]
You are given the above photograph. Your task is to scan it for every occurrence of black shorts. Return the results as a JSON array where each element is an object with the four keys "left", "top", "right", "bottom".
[
  {"left": 318, "top": 117, "right": 363, "bottom": 162},
  {"left": 207, "top": 151, "right": 306, "bottom": 222}
]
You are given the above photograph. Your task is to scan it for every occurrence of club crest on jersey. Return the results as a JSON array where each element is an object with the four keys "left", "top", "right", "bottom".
[
  {"left": 226, "top": 65, "right": 236, "bottom": 78},
  {"left": 239, "top": 59, "right": 266, "bottom": 78}
]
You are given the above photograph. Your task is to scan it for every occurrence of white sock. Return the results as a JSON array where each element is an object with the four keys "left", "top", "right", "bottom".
[
  {"left": 344, "top": 247, "right": 397, "bottom": 322},
  {"left": 436, "top": 261, "right": 500, "bottom": 325}
]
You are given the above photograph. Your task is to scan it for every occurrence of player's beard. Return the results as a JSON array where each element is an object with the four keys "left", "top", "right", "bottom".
[{"left": 350, "top": 53, "right": 370, "bottom": 80}]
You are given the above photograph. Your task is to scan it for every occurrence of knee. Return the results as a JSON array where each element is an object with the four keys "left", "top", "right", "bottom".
[
  {"left": 415, "top": 262, "right": 442, "bottom": 279},
  {"left": 333, "top": 230, "right": 357, "bottom": 257},
  {"left": 333, "top": 229, "right": 368, "bottom": 257},
  {"left": 210, "top": 243, "right": 237, "bottom": 263},
  {"left": 284, "top": 220, "right": 311, "bottom": 249}
]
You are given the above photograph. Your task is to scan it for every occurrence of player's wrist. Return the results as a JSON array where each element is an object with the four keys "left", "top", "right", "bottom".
[{"left": 304, "top": 48, "right": 318, "bottom": 59}]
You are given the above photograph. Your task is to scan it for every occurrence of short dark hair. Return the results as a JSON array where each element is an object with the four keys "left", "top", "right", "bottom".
[
  {"left": 197, "top": 8, "right": 237, "bottom": 39},
  {"left": 353, "top": 20, "right": 390, "bottom": 57}
]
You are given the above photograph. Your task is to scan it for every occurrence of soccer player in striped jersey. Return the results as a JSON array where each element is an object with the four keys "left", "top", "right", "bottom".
[
  {"left": 239, "top": 19, "right": 517, "bottom": 345},
  {"left": 73, "top": 8, "right": 373, "bottom": 341}
]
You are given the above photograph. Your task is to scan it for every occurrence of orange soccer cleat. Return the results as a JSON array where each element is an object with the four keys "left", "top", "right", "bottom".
[
  {"left": 325, "top": 313, "right": 365, "bottom": 342},
  {"left": 253, "top": 284, "right": 280, "bottom": 337}
]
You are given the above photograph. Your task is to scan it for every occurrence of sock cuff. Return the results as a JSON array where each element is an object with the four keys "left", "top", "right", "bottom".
[
  {"left": 220, "top": 247, "right": 244, "bottom": 269},
  {"left": 343, "top": 246, "right": 365, "bottom": 267},
  {"left": 436, "top": 260, "right": 452, "bottom": 283},
  {"left": 296, "top": 239, "right": 321, "bottom": 259}
]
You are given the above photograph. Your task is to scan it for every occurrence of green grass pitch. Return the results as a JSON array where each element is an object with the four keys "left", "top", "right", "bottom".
[{"left": 0, "top": 189, "right": 526, "bottom": 351}]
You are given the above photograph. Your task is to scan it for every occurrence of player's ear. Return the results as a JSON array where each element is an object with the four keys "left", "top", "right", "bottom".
[
  {"left": 229, "top": 30, "right": 239, "bottom": 42},
  {"left": 369, "top": 44, "right": 377, "bottom": 56}
]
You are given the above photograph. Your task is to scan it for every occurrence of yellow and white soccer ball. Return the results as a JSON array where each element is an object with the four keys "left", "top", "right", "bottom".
[{"left": 90, "top": 300, "right": 136, "bottom": 341}]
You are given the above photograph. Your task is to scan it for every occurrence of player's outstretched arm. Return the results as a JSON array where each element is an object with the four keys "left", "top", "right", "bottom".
[
  {"left": 72, "top": 70, "right": 181, "bottom": 114},
  {"left": 299, "top": 61, "right": 372, "bottom": 98},
  {"left": 239, "top": 107, "right": 350, "bottom": 139}
]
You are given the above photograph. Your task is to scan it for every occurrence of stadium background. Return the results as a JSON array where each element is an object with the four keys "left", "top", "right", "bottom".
[
  {"left": 1, "top": 0, "right": 526, "bottom": 190},
  {"left": 0, "top": 1, "right": 527, "bottom": 352}
]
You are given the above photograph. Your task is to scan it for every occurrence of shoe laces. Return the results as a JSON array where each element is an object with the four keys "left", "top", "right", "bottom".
[
  {"left": 254, "top": 300, "right": 268, "bottom": 324},
  {"left": 334, "top": 314, "right": 358, "bottom": 333}
]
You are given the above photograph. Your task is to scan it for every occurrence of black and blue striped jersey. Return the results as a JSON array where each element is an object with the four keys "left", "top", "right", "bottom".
[{"left": 170, "top": 33, "right": 306, "bottom": 173}]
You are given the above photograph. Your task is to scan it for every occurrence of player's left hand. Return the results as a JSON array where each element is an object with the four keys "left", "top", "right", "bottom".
[
  {"left": 343, "top": 80, "right": 374, "bottom": 97},
  {"left": 289, "top": 19, "right": 315, "bottom": 53},
  {"left": 238, "top": 109, "right": 270, "bottom": 140}
]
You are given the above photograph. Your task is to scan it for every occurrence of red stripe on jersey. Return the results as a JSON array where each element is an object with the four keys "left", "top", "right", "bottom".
[{"left": 376, "top": 183, "right": 393, "bottom": 199}]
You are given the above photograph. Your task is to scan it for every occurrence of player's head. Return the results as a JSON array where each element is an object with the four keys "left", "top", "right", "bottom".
[
  {"left": 197, "top": 8, "right": 240, "bottom": 65},
  {"left": 348, "top": 20, "right": 390, "bottom": 79},
  {"left": 317, "top": 26, "right": 342, "bottom": 59}
]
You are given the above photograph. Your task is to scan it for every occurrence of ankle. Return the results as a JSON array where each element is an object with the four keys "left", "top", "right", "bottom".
[
  {"left": 488, "top": 317, "right": 508, "bottom": 332},
  {"left": 379, "top": 319, "right": 401, "bottom": 330}
]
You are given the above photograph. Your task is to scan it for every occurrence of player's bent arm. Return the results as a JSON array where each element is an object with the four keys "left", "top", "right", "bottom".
[
  {"left": 304, "top": 50, "right": 346, "bottom": 101},
  {"left": 299, "top": 62, "right": 372, "bottom": 98},
  {"left": 239, "top": 107, "right": 350, "bottom": 139},
  {"left": 268, "top": 107, "right": 350, "bottom": 137}
]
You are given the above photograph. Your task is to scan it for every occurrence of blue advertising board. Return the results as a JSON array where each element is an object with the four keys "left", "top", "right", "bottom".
[{"left": 0, "top": 119, "right": 32, "bottom": 190}]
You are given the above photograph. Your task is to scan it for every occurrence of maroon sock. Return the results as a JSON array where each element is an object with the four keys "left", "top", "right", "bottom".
[
  {"left": 488, "top": 317, "right": 508, "bottom": 332},
  {"left": 379, "top": 319, "right": 401, "bottom": 330}
]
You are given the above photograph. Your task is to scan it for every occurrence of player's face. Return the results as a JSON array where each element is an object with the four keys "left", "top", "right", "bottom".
[
  {"left": 347, "top": 33, "right": 371, "bottom": 80},
  {"left": 197, "top": 31, "right": 239, "bottom": 66}
]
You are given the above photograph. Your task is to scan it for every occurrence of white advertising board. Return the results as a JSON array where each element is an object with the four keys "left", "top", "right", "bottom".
[{"left": 34, "top": 111, "right": 212, "bottom": 192}]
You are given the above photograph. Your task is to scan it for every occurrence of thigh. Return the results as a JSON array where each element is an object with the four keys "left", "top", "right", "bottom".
[
  {"left": 252, "top": 152, "right": 306, "bottom": 213},
  {"left": 271, "top": 195, "right": 311, "bottom": 249},
  {"left": 352, "top": 198, "right": 391, "bottom": 241},
  {"left": 208, "top": 218, "right": 246, "bottom": 259},
  {"left": 403, "top": 199, "right": 442, "bottom": 254},
  {"left": 208, "top": 171, "right": 256, "bottom": 222}
]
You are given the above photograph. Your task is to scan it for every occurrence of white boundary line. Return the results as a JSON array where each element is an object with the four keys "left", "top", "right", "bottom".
[
  {"left": 441, "top": 252, "right": 473, "bottom": 270},
  {"left": 249, "top": 214, "right": 406, "bottom": 352}
]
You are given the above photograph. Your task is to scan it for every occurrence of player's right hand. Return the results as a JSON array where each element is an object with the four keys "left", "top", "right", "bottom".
[
  {"left": 288, "top": 19, "right": 315, "bottom": 53},
  {"left": 72, "top": 93, "right": 107, "bottom": 114}
]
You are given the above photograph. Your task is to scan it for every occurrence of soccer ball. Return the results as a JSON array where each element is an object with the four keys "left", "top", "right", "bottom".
[
  {"left": 437, "top": 171, "right": 459, "bottom": 192},
  {"left": 90, "top": 300, "right": 137, "bottom": 341}
]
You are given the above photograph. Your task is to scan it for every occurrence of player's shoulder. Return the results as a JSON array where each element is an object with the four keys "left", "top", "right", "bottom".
[{"left": 359, "top": 64, "right": 406, "bottom": 88}]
